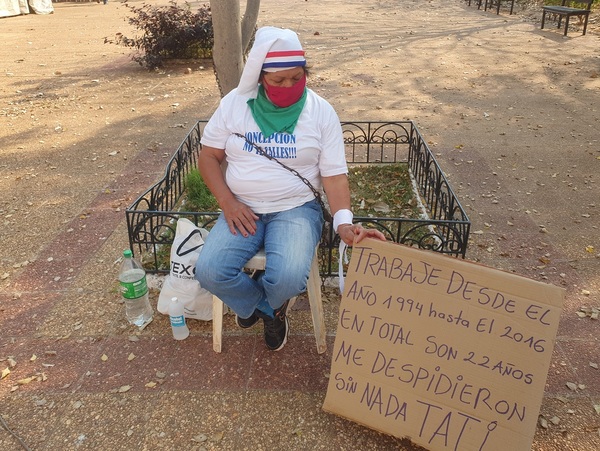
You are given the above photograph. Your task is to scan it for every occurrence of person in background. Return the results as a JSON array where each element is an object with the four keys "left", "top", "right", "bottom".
[{"left": 195, "top": 26, "right": 386, "bottom": 351}]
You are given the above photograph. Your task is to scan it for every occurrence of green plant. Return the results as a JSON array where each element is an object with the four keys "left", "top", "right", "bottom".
[
  {"left": 105, "top": 1, "right": 213, "bottom": 69},
  {"left": 183, "top": 168, "right": 220, "bottom": 212}
]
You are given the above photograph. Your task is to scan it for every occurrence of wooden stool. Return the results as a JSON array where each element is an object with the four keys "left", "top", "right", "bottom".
[{"left": 212, "top": 247, "right": 326, "bottom": 354}]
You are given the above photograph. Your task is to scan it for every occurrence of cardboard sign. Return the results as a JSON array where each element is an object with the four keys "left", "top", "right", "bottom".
[{"left": 323, "top": 238, "right": 564, "bottom": 451}]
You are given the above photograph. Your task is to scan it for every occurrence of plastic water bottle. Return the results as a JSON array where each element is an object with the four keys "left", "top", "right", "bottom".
[
  {"left": 118, "top": 249, "right": 153, "bottom": 327},
  {"left": 169, "top": 297, "right": 189, "bottom": 340}
]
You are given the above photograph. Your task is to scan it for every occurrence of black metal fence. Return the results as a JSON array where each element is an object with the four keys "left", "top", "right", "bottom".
[{"left": 126, "top": 121, "right": 471, "bottom": 276}]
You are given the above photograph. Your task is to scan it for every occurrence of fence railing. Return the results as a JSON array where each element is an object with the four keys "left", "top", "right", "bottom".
[{"left": 126, "top": 120, "right": 471, "bottom": 276}]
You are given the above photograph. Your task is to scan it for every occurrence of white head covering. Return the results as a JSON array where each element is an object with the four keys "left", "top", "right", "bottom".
[{"left": 236, "top": 26, "right": 306, "bottom": 99}]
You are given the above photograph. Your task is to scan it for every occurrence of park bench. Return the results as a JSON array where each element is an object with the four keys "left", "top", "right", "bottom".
[
  {"left": 541, "top": 0, "right": 594, "bottom": 36},
  {"left": 465, "top": 0, "right": 515, "bottom": 14},
  {"left": 484, "top": 0, "right": 516, "bottom": 15}
]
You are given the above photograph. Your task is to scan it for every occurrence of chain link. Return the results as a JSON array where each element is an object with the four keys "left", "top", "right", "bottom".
[{"left": 212, "top": 62, "right": 224, "bottom": 98}]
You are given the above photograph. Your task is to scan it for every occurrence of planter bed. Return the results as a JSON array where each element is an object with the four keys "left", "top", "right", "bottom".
[{"left": 126, "top": 120, "right": 470, "bottom": 277}]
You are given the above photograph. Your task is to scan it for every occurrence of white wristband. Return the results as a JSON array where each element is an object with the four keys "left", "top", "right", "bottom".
[{"left": 333, "top": 209, "right": 353, "bottom": 233}]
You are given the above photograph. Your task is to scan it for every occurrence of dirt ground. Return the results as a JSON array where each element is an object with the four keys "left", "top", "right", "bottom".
[
  {"left": 3, "top": 0, "right": 599, "bottom": 270},
  {"left": 1, "top": 0, "right": 599, "bottom": 450}
]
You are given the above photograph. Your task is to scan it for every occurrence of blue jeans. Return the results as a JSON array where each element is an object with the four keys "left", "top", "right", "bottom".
[{"left": 195, "top": 199, "right": 323, "bottom": 319}]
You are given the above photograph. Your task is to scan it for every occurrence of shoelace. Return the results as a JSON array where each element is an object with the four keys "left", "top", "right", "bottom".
[{"left": 264, "top": 316, "right": 286, "bottom": 337}]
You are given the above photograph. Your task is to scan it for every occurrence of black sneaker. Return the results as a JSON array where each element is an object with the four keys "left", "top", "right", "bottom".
[
  {"left": 236, "top": 311, "right": 259, "bottom": 329},
  {"left": 258, "top": 300, "right": 289, "bottom": 351},
  {"left": 235, "top": 270, "right": 265, "bottom": 329}
]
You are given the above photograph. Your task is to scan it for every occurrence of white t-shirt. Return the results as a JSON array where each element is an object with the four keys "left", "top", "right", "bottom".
[{"left": 200, "top": 88, "right": 348, "bottom": 214}]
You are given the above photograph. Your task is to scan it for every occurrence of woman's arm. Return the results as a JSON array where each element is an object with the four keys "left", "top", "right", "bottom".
[
  {"left": 322, "top": 174, "right": 386, "bottom": 245},
  {"left": 198, "top": 145, "right": 258, "bottom": 237}
]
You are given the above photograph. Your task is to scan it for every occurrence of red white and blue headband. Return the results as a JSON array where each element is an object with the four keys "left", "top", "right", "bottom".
[{"left": 262, "top": 50, "right": 306, "bottom": 73}]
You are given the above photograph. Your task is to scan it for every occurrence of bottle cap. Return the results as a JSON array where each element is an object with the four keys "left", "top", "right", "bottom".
[{"left": 123, "top": 249, "right": 133, "bottom": 258}]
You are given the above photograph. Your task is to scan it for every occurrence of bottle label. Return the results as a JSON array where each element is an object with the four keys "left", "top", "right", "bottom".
[
  {"left": 170, "top": 315, "right": 185, "bottom": 327},
  {"left": 120, "top": 276, "right": 148, "bottom": 299}
]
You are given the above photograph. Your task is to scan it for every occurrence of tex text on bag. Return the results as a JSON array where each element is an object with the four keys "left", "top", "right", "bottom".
[{"left": 158, "top": 218, "right": 214, "bottom": 320}]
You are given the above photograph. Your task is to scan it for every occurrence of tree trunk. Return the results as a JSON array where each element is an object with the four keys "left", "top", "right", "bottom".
[
  {"left": 210, "top": 0, "right": 260, "bottom": 97},
  {"left": 241, "top": 0, "right": 260, "bottom": 54}
]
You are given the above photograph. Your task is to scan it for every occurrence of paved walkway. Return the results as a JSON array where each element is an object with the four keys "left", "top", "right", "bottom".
[{"left": 1, "top": 1, "right": 599, "bottom": 450}]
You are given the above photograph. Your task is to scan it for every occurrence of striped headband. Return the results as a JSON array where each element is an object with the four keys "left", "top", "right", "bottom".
[{"left": 262, "top": 50, "right": 306, "bottom": 72}]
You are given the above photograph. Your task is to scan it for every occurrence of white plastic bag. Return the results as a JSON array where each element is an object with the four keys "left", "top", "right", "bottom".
[{"left": 157, "top": 218, "right": 213, "bottom": 320}]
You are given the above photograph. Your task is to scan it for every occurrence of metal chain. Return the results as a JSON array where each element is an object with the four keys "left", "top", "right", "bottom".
[
  {"left": 234, "top": 133, "right": 333, "bottom": 223},
  {"left": 212, "top": 62, "right": 224, "bottom": 98}
]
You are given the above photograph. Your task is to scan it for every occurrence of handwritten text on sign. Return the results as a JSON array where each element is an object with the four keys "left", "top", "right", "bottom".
[{"left": 323, "top": 239, "right": 564, "bottom": 451}]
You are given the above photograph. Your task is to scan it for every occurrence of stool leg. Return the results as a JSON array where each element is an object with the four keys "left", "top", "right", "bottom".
[
  {"left": 307, "top": 254, "right": 327, "bottom": 354},
  {"left": 212, "top": 295, "right": 223, "bottom": 353}
]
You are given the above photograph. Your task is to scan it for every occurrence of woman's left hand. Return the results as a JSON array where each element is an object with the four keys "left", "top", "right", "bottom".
[{"left": 337, "top": 223, "right": 386, "bottom": 246}]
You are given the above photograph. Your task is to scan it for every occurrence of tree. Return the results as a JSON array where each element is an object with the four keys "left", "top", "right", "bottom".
[{"left": 210, "top": 0, "right": 260, "bottom": 96}]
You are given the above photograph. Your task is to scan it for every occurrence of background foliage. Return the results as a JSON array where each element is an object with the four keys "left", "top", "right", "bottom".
[{"left": 105, "top": 1, "right": 213, "bottom": 69}]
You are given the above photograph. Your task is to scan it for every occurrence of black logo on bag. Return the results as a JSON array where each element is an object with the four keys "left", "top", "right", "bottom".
[{"left": 171, "top": 229, "right": 205, "bottom": 277}]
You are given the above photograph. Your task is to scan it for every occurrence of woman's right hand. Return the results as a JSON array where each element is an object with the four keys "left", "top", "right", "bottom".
[
  {"left": 221, "top": 198, "right": 259, "bottom": 237},
  {"left": 198, "top": 145, "right": 259, "bottom": 238}
]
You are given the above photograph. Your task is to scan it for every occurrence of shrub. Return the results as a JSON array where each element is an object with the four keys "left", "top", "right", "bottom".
[{"left": 105, "top": 1, "right": 213, "bottom": 69}]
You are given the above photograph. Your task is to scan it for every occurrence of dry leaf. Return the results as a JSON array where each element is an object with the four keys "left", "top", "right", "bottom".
[
  {"left": 585, "top": 245, "right": 595, "bottom": 253},
  {"left": 101, "top": 354, "right": 108, "bottom": 361},
  {"left": 145, "top": 381, "right": 157, "bottom": 388},
  {"left": 127, "top": 353, "right": 136, "bottom": 361},
  {"left": 118, "top": 385, "right": 132, "bottom": 393},
  {"left": 30, "top": 354, "right": 37, "bottom": 362},
  {"left": 594, "top": 405, "right": 600, "bottom": 415},
  {"left": 1, "top": 367, "right": 10, "bottom": 379},
  {"left": 373, "top": 201, "right": 391, "bottom": 213},
  {"left": 211, "top": 431, "right": 224, "bottom": 442},
  {"left": 17, "top": 376, "right": 35, "bottom": 385},
  {"left": 8, "top": 357, "right": 16, "bottom": 367},
  {"left": 538, "top": 416, "right": 549, "bottom": 429},
  {"left": 590, "top": 362, "right": 599, "bottom": 370},
  {"left": 191, "top": 434, "right": 207, "bottom": 443},
  {"left": 566, "top": 382, "right": 578, "bottom": 391}
]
